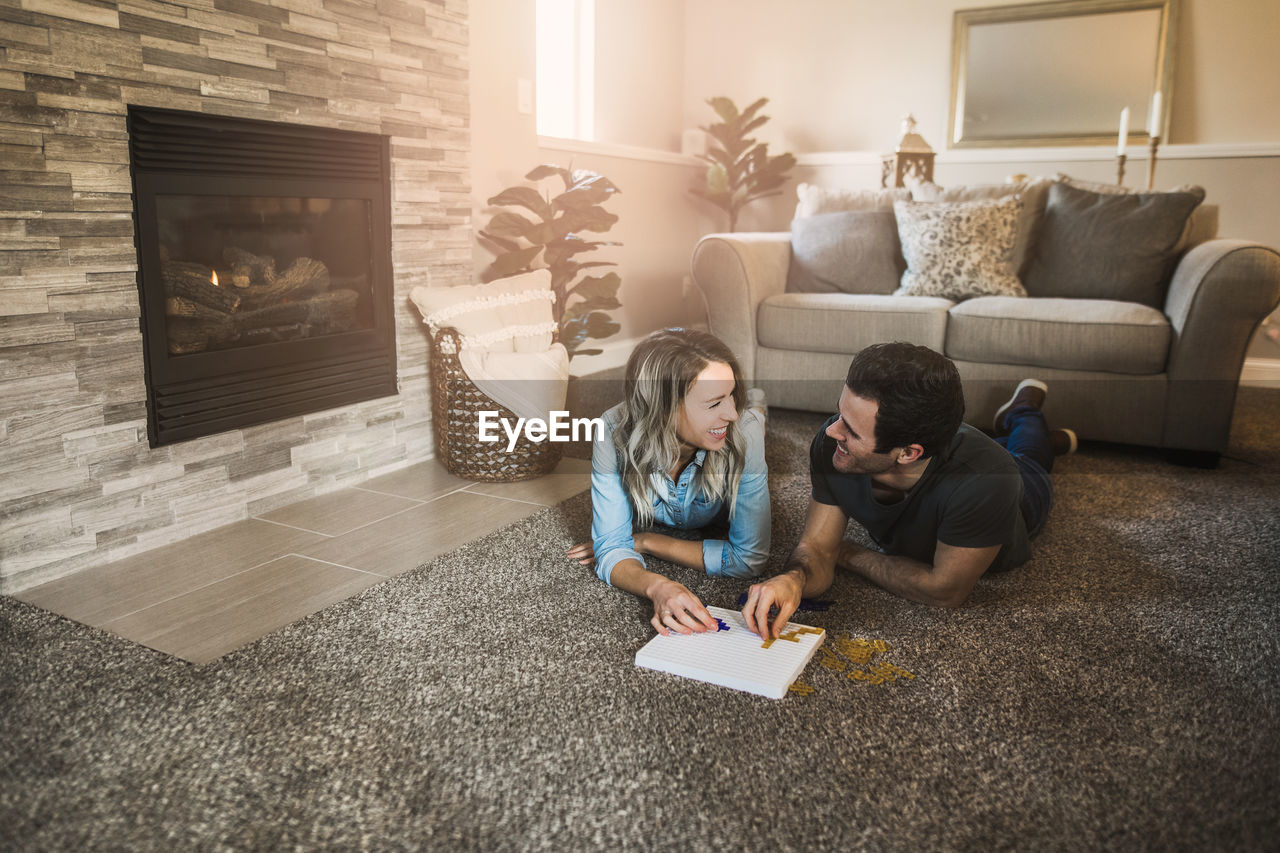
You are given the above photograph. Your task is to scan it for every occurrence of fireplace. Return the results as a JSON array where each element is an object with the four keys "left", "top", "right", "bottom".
[{"left": 127, "top": 107, "right": 398, "bottom": 447}]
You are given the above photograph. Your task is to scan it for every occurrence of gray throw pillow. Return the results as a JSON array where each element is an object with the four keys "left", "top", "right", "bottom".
[
  {"left": 786, "top": 210, "right": 905, "bottom": 295},
  {"left": 1023, "top": 182, "right": 1203, "bottom": 308}
]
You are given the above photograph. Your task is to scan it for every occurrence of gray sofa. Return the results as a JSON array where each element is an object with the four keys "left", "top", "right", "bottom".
[{"left": 692, "top": 182, "right": 1280, "bottom": 464}]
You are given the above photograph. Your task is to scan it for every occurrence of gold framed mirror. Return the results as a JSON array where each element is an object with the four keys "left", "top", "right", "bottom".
[{"left": 949, "top": 0, "right": 1177, "bottom": 147}]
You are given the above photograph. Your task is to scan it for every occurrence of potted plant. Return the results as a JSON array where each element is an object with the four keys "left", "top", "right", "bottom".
[
  {"left": 689, "top": 96, "right": 796, "bottom": 232},
  {"left": 479, "top": 165, "right": 622, "bottom": 359}
]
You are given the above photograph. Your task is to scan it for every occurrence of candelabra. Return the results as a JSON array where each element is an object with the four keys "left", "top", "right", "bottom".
[{"left": 1116, "top": 153, "right": 1127, "bottom": 186}]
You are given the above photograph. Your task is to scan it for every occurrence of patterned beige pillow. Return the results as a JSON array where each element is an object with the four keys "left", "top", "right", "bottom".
[
  {"left": 794, "top": 183, "right": 911, "bottom": 219},
  {"left": 893, "top": 197, "right": 1026, "bottom": 301},
  {"left": 910, "top": 178, "right": 1052, "bottom": 275}
]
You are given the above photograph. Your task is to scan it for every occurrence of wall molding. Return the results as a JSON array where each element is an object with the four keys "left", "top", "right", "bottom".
[
  {"left": 798, "top": 141, "right": 1280, "bottom": 167},
  {"left": 534, "top": 139, "right": 1280, "bottom": 169},
  {"left": 1241, "top": 357, "right": 1280, "bottom": 387},
  {"left": 538, "top": 136, "right": 701, "bottom": 166}
]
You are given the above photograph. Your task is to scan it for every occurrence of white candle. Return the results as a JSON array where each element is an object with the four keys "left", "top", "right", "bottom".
[
  {"left": 1117, "top": 107, "right": 1129, "bottom": 154},
  {"left": 1148, "top": 91, "right": 1162, "bottom": 136}
]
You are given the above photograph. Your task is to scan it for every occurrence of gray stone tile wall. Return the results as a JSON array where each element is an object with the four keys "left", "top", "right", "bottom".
[{"left": 0, "top": 0, "right": 470, "bottom": 593}]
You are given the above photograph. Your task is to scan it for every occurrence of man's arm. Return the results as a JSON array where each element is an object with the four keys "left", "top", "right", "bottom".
[
  {"left": 837, "top": 540, "right": 1000, "bottom": 608},
  {"left": 742, "top": 499, "right": 847, "bottom": 639}
]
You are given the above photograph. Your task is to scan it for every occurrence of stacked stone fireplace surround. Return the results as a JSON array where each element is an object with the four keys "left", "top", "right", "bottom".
[{"left": 1, "top": 0, "right": 470, "bottom": 593}]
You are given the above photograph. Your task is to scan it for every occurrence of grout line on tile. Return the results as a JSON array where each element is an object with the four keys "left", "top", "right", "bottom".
[
  {"left": 321, "top": 502, "right": 428, "bottom": 538},
  {"left": 95, "top": 554, "right": 295, "bottom": 627},
  {"left": 282, "top": 553, "right": 386, "bottom": 578},
  {"left": 353, "top": 483, "right": 457, "bottom": 501},
  {"left": 250, "top": 516, "right": 338, "bottom": 537},
  {"left": 459, "top": 486, "right": 561, "bottom": 509}
]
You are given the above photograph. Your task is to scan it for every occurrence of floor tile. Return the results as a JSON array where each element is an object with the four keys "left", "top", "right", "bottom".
[
  {"left": 299, "top": 490, "right": 545, "bottom": 577},
  {"left": 357, "top": 459, "right": 471, "bottom": 502},
  {"left": 255, "top": 487, "right": 421, "bottom": 536},
  {"left": 463, "top": 457, "right": 592, "bottom": 506},
  {"left": 14, "top": 519, "right": 327, "bottom": 627},
  {"left": 98, "top": 554, "right": 381, "bottom": 665}
]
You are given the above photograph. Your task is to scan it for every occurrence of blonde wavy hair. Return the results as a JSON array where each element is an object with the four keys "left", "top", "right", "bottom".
[{"left": 613, "top": 328, "right": 748, "bottom": 527}]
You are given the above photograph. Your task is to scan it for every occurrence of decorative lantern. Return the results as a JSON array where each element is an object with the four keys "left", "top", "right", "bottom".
[{"left": 880, "top": 114, "right": 935, "bottom": 189}]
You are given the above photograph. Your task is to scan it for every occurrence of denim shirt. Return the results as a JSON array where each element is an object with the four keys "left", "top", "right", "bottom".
[{"left": 590, "top": 402, "right": 770, "bottom": 585}]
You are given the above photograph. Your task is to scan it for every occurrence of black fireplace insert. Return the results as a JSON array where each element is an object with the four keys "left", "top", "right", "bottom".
[{"left": 128, "top": 106, "right": 397, "bottom": 447}]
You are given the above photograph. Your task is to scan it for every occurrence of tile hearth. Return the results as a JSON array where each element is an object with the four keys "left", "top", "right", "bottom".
[{"left": 14, "top": 458, "right": 590, "bottom": 665}]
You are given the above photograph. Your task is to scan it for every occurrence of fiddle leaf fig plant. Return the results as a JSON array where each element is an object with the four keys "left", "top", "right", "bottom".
[
  {"left": 479, "top": 164, "right": 622, "bottom": 358},
  {"left": 690, "top": 96, "right": 797, "bottom": 232}
]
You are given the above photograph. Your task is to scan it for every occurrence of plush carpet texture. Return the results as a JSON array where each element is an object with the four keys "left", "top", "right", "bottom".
[{"left": 3, "top": 389, "right": 1278, "bottom": 851}]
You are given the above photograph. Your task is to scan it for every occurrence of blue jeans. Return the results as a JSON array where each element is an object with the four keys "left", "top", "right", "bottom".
[{"left": 995, "top": 404, "right": 1055, "bottom": 538}]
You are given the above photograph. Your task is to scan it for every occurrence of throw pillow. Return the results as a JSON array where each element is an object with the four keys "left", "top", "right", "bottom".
[
  {"left": 1054, "top": 173, "right": 1209, "bottom": 253},
  {"left": 793, "top": 183, "right": 910, "bottom": 219},
  {"left": 910, "top": 178, "right": 1053, "bottom": 276},
  {"left": 1023, "top": 182, "right": 1204, "bottom": 308},
  {"left": 459, "top": 344, "right": 570, "bottom": 423},
  {"left": 893, "top": 197, "right": 1025, "bottom": 301},
  {"left": 1055, "top": 173, "right": 1206, "bottom": 204},
  {"left": 409, "top": 268, "right": 557, "bottom": 352},
  {"left": 786, "top": 210, "right": 905, "bottom": 296}
]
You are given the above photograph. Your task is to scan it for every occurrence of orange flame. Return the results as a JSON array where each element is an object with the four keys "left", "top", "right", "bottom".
[{"left": 210, "top": 270, "right": 219, "bottom": 286}]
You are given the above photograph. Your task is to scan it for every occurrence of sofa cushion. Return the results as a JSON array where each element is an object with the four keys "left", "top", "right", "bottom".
[
  {"left": 893, "top": 197, "right": 1025, "bottom": 300},
  {"left": 786, "top": 210, "right": 905, "bottom": 295},
  {"left": 1055, "top": 174, "right": 1210, "bottom": 253},
  {"left": 946, "top": 296, "right": 1171, "bottom": 375},
  {"left": 758, "top": 292, "right": 951, "bottom": 354},
  {"left": 1023, "top": 182, "right": 1203, "bottom": 308},
  {"left": 794, "top": 183, "right": 910, "bottom": 219},
  {"left": 909, "top": 178, "right": 1052, "bottom": 275}
]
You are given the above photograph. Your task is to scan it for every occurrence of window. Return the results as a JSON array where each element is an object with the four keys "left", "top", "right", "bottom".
[{"left": 535, "top": 0, "right": 594, "bottom": 140}]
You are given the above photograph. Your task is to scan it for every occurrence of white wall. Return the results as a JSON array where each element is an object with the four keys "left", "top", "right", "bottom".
[{"left": 469, "top": 0, "right": 706, "bottom": 360}]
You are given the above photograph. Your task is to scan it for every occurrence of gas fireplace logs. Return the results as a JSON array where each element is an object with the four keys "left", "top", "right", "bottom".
[{"left": 161, "top": 248, "right": 357, "bottom": 354}]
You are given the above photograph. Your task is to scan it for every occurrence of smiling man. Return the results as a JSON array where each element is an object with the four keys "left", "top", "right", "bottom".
[{"left": 743, "top": 342, "right": 1076, "bottom": 639}]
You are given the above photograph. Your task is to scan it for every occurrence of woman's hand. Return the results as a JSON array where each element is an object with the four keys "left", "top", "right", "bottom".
[
  {"left": 649, "top": 578, "right": 719, "bottom": 636},
  {"left": 569, "top": 534, "right": 651, "bottom": 567}
]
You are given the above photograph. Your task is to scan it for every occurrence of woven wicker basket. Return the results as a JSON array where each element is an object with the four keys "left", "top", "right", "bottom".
[{"left": 429, "top": 326, "right": 562, "bottom": 482}]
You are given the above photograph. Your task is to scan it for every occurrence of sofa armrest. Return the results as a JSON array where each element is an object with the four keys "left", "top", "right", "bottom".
[
  {"left": 1162, "top": 239, "right": 1280, "bottom": 451},
  {"left": 691, "top": 232, "right": 791, "bottom": 383}
]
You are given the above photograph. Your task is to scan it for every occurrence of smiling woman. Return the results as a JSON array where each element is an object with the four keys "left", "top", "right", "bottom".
[{"left": 565, "top": 328, "right": 772, "bottom": 637}]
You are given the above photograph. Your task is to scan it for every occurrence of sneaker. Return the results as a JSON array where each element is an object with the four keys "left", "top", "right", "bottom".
[
  {"left": 745, "top": 387, "right": 768, "bottom": 425},
  {"left": 993, "top": 379, "right": 1048, "bottom": 436},
  {"left": 1050, "top": 428, "right": 1078, "bottom": 456}
]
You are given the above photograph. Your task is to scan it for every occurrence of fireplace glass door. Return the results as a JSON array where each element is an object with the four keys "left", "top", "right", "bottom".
[{"left": 155, "top": 194, "right": 375, "bottom": 355}]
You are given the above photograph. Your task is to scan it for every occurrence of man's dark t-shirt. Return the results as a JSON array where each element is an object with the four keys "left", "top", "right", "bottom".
[{"left": 810, "top": 417, "right": 1031, "bottom": 573}]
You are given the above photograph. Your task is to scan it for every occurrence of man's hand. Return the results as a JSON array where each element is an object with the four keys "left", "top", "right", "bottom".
[
  {"left": 741, "top": 569, "right": 805, "bottom": 640},
  {"left": 649, "top": 578, "right": 718, "bottom": 636}
]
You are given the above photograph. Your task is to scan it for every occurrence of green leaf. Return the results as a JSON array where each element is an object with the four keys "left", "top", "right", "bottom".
[
  {"left": 554, "top": 205, "right": 619, "bottom": 235},
  {"left": 483, "top": 210, "right": 539, "bottom": 241},
  {"left": 566, "top": 272, "right": 621, "bottom": 303},
  {"left": 570, "top": 347, "right": 603, "bottom": 358},
  {"left": 562, "top": 295, "right": 622, "bottom": 321},
  {"left": 707, "top": 96, "right": 739, "bottom": 123},
  {"left": 739, "top": 115, "right": 768, "bottom": 137},
  {"left": 486, "top": 186, "right": 551, "bottom": 220},
  {"left": 738, "top": 97, "right": 769, "bottom": 125},
  {"left": 584, "top": 310, "right": 621, "bottom": 338},
  {"left": 484, "top": 244, "right": 542, "bottom": 279},
  {"left": 478, "top": 231, "right": 520, "bottom": 255},
  {"left": 526, "top": 164, "right": 572, "bottom": 185}
]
